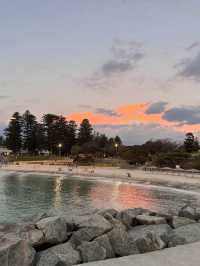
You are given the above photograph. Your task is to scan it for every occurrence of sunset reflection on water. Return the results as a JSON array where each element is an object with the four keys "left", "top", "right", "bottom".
[{"left": 90, "top": 181, "right": 154, "bottom": 211}]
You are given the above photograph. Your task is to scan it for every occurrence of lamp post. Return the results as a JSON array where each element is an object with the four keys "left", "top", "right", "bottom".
[
  {"left": 58, "top": 143, "right": 62, "bottom": 157},
  {"left": 114, "top": 143, "right": 118, "bottom": 156}
]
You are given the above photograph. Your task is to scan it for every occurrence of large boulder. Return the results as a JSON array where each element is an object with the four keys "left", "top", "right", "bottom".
[
  {"left": 35, "top": 242, "right": 81, "bottom": 266},
  {"left": 70, "top": 214, "right": 113, "bottom": 247},
  {"left": 171, "top": 216, "right": 195, "bottom": 229},
  {"left": 128, "top": 230, "right": 165, "bottom": 253},
  {"left": 178, "top": 205, "right": 197, "bottom": 220},
  {"left": 101, "top": 213, "right": 126, "bottom": 230},
  {"left": 77, "top": 241, "right": 106, "bottom": 263},
  {"left": 78, "top": 214, "right": 113, "bottom": 233},
  {"left": 98, "top": 209, "right": 119, "bottom": 218},
  {"left": 36, "top": 216, "right": 67, "bottom": 245},
  {"left": 107, "top": 225, "right": 139, "bottom": 256},
  {"left": 168, "top": 223, "right": 200, "bottom": 247},
  {"left": 94, "top": 234, "right": 115, "bottom": 259},
  {"left": 116, "top": 208, "right": 150, "bottom": 228},
  {"left": 136, "top": 214, "right": 166, "bottom": 225},
  {"left": 128, "top": 224, "right": 172, "bottom": 245},
  {"left": 0, "top": 234, "right": 35, "bottom": 266},
  {"left": 18, "top": 227, "right": 44, "bottom": 247},
  {"left": 0, "top": 222, "right": 44, "bottom": 248}
]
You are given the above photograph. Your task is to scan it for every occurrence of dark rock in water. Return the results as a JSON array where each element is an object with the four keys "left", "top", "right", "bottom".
[
  {"left": 178, "top": 205, "right": 197, "bottom": 220},
  {"left": 35, "top": 242, "right": 81, "bottom": 266},
  {"left": 168, "top": 223, "right": 200, "bottom": 247},
  {"left": 36, "top": 216, "right": 68, "bottom": 245},
  {"left": 107, "top": 225, "right": 139, "bottom": 256},
  {"left": 94, "top": 234, "right": 115, "bottom": 259},
  {"left": 128, "top": 224, "right": 172, "bottom": 245},
  {"left": 0, "top": 234, "right": 35, "bottom": 266},
  {"left": 171, "top": 216, "right": 195, "bottom": 229},
  {"left": 77, "top": 241, "right": 107, "bottom": 263},
  {"left": 136, "top": 214, "right": 166, "bottom": 225}
]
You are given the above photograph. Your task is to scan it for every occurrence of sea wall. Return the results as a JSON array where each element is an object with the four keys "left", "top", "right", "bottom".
[{"left": 0, "top": 205, "right": 200, "bottom": 266}]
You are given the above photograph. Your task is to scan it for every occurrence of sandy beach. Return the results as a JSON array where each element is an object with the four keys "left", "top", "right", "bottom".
[{"left": 2, "top": 163, "right": 200, "bottom": 192}]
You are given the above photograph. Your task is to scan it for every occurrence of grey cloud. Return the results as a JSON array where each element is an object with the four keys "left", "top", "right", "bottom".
[
  {"left": 102, "top": 61, "right": 132, "bottom": 76},
  {"left": 145, "top": 101, "right": 168, "bottom": 114},
  {"left": 84, "top": 39, "right": 145, "bottom": 89},
  {"left": 186, "top": 42, "right": 200, "bottom": 51},
  {"left": 0, "top": 96, "right": 10, "bottom": 99},
  {"left": 163, "top": 106, "right": 200, "bottom": 124},
  {"left": 102, "top": 39, "right": 144, "bottom": 76},
  {"left": 95, "top": 108, "right": 121, "bottom": 117},
  {"left": 177, "top": 51, "right": 200, "bottom": 80}
]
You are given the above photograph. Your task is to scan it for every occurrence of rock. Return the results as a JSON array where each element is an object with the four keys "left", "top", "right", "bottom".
[
  {"left": 108, "top": 225, "right": 139, "bottom": 256},
  {"left": 63, "top": 215, "right": 92, "bottom": 232},
  {"left": 69, "top": 214, "right": 113, "bottom": 246},
  {"left": 116, "top": 208, "right": 150, "bottom": 228},
  {"left": 98, "top": 209, "right": 119, "bottom": 218},
  {"left": 178, "top": 205, "right": 196, "bottom": 220},
  {"left": 70, "top": 227, "right": 102, "bottom": 247},
  {"left": 136, "top": 214, "right": 166, "bottom": 225},
  {"left": 101, "top": 213, "right": 126, "bottom": 230},
  {"left": 129, "top": 224, "right": 172, "bottom": 245},
  {"left": 0, "top": 235, "right": 35, "bottom": 266},
  {"left": 94, "top": 234, "right": 115, "bottom": 259},
  {"left": 36, "top": 216, "right": 67, "bottom": 245},
  {"left": 77, "top": 241, "right": 106, "bottom": 263},
  {"left": 78, "top": 214, "right": 113, "bottom": 233},
  {"left": 128, "top": 230, "right": 165, "bottom": 253},
  {"left": 35, "top": 242, "right": 81, "bottom": 266},
  {"left": 168, "top": 223, "right": 200, "bottom": 247},
  {"left": 171, "top": 216, "right": 195, "bottom": 229},
  {"left": 18, "top": 227, "right": 44, "bottom": 247}
]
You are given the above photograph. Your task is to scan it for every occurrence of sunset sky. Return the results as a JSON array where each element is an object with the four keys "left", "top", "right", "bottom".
[{"left": 1, "top": 0, "right": 200, "bottom": 144}]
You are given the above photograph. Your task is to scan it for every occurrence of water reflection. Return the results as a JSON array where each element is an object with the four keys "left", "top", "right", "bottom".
[{"left": 0, "top": 171, "right": 200, "bottom": 223}]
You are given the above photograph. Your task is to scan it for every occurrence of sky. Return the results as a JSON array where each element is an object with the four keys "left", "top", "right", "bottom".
[{"left": 1, "top": 0, "right": 200, "bottom": 144}]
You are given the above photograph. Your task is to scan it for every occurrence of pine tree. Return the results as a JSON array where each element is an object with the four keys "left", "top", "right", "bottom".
[
  {"left": 22, "top": 110, "right": 37, "bottom": 153},
  {"left": 5, "top": 112, "right": 22, "bottom": 153},
  {"left": 78, "top": 119, "right": 93, "bottom": 145}
]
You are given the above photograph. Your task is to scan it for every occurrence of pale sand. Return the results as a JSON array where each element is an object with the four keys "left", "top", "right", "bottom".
[{"left": 2, "top": 163, "right": 200, "bottom": 192}]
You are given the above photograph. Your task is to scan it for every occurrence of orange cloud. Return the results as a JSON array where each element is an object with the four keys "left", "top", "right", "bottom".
[
  {"left": 67, "top": 103, "right": 172, "bottom": 127},
  {"left": 67, "top": 102, "right": 200, "bottom": 134}
]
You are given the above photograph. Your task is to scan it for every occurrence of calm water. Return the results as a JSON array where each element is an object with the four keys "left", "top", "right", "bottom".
[{"left": 0, "top": 170, "right": 200, "bottom": 223}]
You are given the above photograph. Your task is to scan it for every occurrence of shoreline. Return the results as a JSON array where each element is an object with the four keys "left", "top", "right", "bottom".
[{"left": 2, "top": 163, "right": 200, "bottom": 192}]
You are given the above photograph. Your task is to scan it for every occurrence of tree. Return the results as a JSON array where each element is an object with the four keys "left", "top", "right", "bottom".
[
  {"left": 22, "top": 110, "right": 38, "bottom": 153},
  {"left": 115, "top": 136, "right": 122, "bottom": 146},
  {"left": 0, "top": 135, "right": 5, "bottom": 146},
  {"left": 184, "top": 133, "right": 199, "bottom": 153},
  {"left": 5, "top": 112, "right": 22, "bottom": 153},
  {"left": 42, "top": 114, "right": 60, "bottom": 153},
  {"left": 78, "top": 119, "right": 93, "bottom": 145},
  {"left": 66, "top": 120, "right": 77, "bottom": 153}
]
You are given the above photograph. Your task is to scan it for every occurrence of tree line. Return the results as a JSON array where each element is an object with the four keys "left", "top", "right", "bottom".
[{"left": 2, "top": 111, "right": 122, "bottom": 156}]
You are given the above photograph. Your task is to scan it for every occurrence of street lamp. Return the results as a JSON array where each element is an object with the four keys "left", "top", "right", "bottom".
[
  {"left": 114, "top": 143, "right": 118, "bottom": 156},
  {"left": 58, "top": 143, "right": 62, "bottom": 157}
]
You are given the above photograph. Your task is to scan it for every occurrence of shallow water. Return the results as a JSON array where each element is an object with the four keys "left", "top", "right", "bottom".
[{"left": 0, "top": 170, "right": 200, "bottom": 223}]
